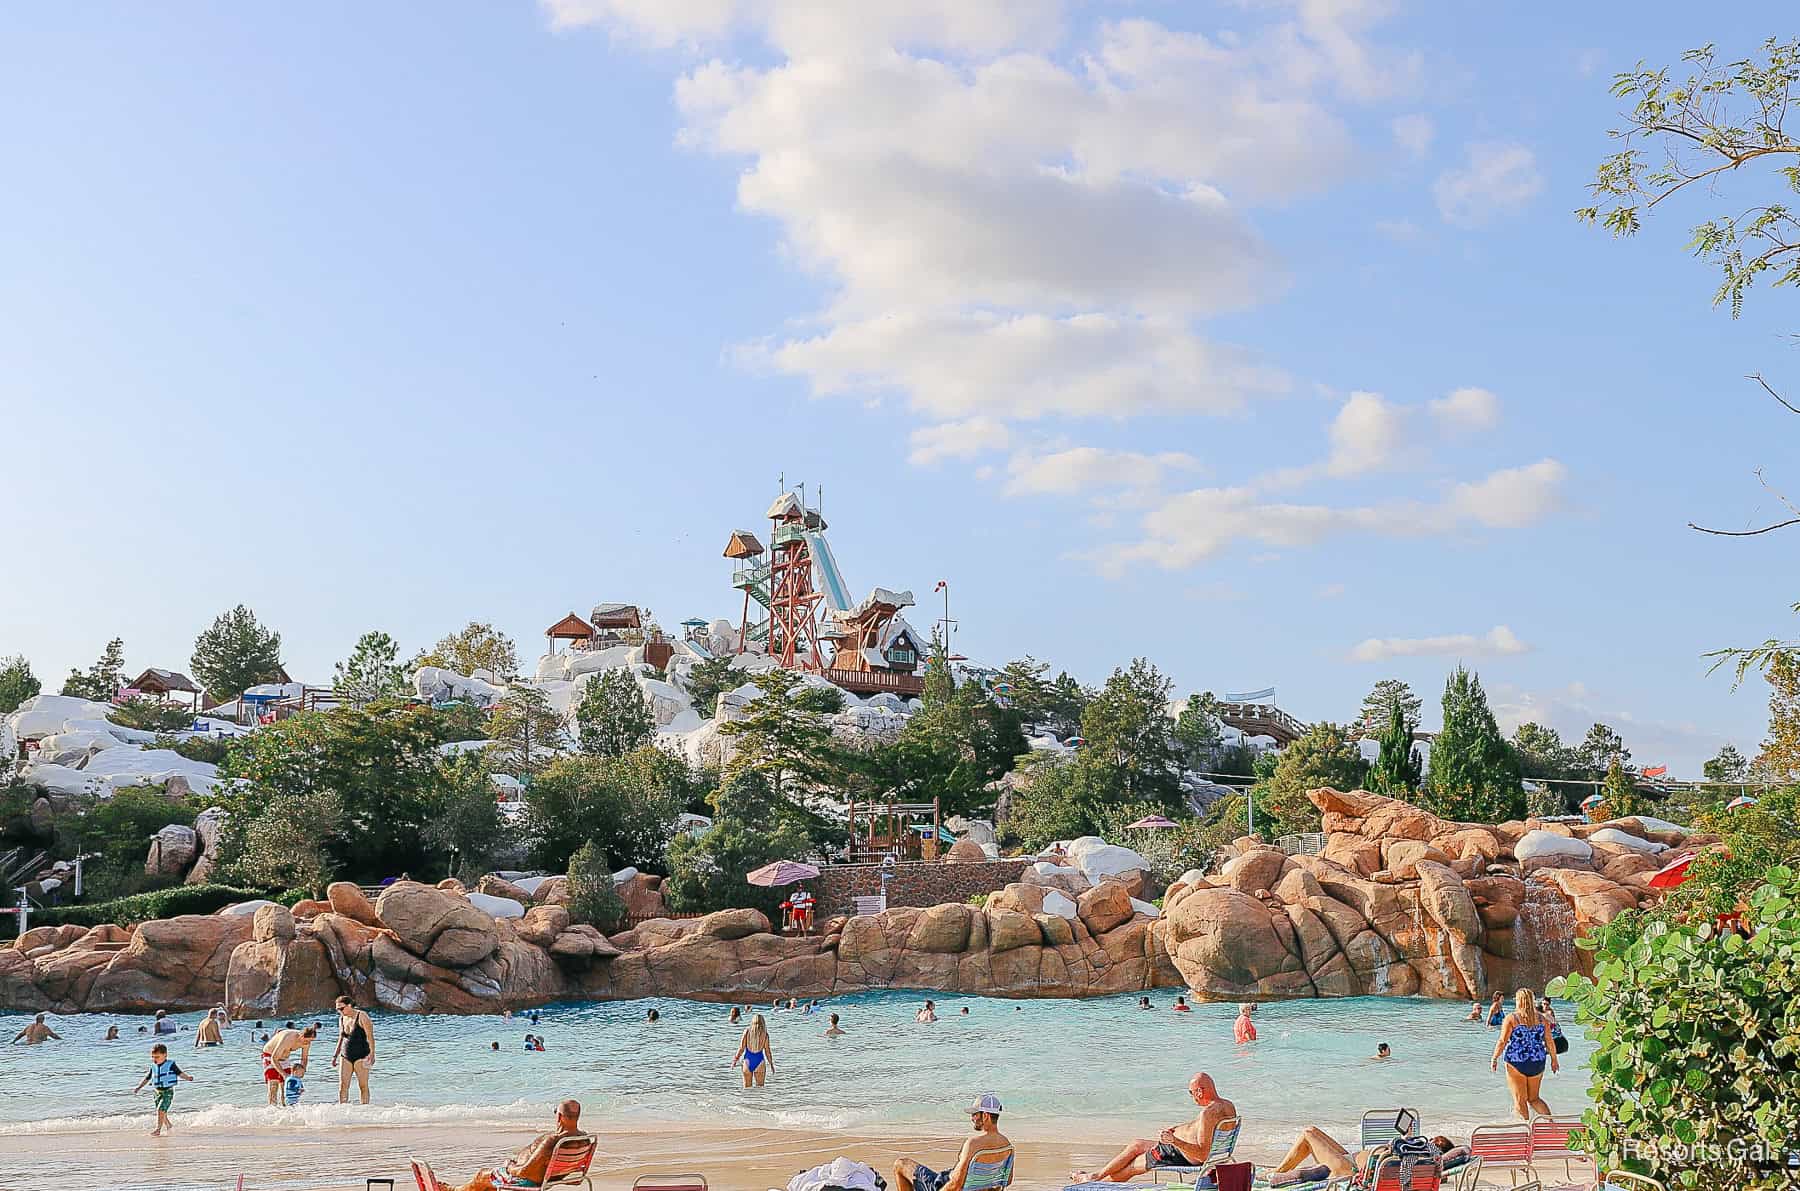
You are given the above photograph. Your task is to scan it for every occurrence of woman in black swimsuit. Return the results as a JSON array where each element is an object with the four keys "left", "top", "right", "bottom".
[{"left": 331, "top": 995, "right": 375, "bottom": 1105}]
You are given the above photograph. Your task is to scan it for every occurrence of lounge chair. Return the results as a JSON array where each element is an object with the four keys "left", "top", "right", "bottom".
[
  {"left": 964, "top": 1147, "right": 1016, "bottom": 1191},
  {"left": 1149, "top": 1116, "right": 1242, "bottom": 1185},
  {"left": 1360, "top": 1110, "right": 1423, "bottom": 1150},
  {"left": 1446, "top": 1155, "right": 1483, "bottom": 1191},
  {"left": 1359, "top": 1156, "right": 1442, "bottom": 1191},
  {"left": 1526, "top": 1117, "right": 1588, "bottom": 1183},
  {"left": 1468, "top": 1123, "right": 1536, "bottom": 1186},
  {"left": 495, "top": 1135, "right": 598, "bottom": 1191}
]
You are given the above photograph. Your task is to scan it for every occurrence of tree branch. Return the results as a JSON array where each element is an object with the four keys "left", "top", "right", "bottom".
[
  {"left": 1749, "top": 372, "right": 1800, "bottom": 415},
  {"left": 1688, "top": 517, "right": 1800, "bottom": 536}
]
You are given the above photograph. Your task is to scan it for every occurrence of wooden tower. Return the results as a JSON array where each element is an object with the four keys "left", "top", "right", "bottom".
[{"left": 763, "top": 491, "right": 826, "bottom": 672}]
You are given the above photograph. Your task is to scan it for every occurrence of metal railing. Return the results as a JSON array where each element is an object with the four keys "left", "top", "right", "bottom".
[{"left": 1277, "top": 832, "right": 1327, "bottom": 856}]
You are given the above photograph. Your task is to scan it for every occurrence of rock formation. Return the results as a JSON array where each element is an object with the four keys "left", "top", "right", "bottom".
[{"left": 0, "top": 790, "right": 1709, "bottom": 1016}]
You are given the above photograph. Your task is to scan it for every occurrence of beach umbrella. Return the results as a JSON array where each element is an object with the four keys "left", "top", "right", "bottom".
[
  {"left": 1126, "top": 815, "right": 1179, "bottom": 830},
  {"left": 1725, "top": 795, "right": 1759, "bottom": 811},
  {"left": 1066, "top": 735, "right": 1086, "bottom": 748},
  {"left": 1646, "top": 846, "right": 1729, "bottom": 891},
  {"left": 1580, "top": 793, "right": 1605, "bottom": 810},
  {"left": 745, "top": 860, "right": 821, "bottom": 887}
]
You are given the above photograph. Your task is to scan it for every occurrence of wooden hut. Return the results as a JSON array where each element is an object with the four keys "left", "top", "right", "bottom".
[
  {"left": 545, "top": 612, "right": 596, "bottom": 653},
  {"left": 125, "top": 668, "right": 202, "bottom": 710}
]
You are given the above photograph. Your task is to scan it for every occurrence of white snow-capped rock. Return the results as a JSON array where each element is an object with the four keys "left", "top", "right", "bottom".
[
  {"left": 1590, "top": 827, "right": 1668, "bottom": 853},
  {"left": 1515, "top": 830, "right": 1594, "bottom": 863},
  {"left": 468, "top": 892, "right": 525, "bottom": 919},
  {"left": 611, "top": 866, "right": 640, "bottom": 884},
  {"left": 1064, "top": 837, "right": 1152, "bottom": 884},
  {"left": 412, "top": 667, "right": 505, "bottom": 708},
  {"left": 1041, "top": 890, "right": 1078, "bottom": 920},
  {"left": 512, "top": 875, "right": 559, "bottom": 896},
  {"left": 1130, "top": 897, "right": 1161, "bottom": 919},
  {"left": 218, "top": 900, "right": 280, "bottom": 917},
  {"left": 9, "top": 695, "right": 115, "bottom": 741},
  {"left": 1631, "top": 815, "right": 1688, "bottom": 834}
]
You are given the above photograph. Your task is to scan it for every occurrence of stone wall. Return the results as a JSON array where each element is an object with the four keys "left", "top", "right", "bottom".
[{"left": 813, "top": 859, "right": 1030, "bottom": 917}]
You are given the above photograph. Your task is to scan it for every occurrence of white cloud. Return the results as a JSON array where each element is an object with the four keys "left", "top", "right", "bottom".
[
  {"left": 1433, "top": 141, "right": 1544, "bottom": 227},
  {"left": 751, "top": 311, "right": 1288, "bottom": 421},
  {"left": 1317, "top": 582, "right": 1346, "bottom": 599},
  {"left": 1390, "top": 113, "right": 1434, "bottom": 157},
  {"left": 907, "top": 416, "right": 1011, "bottom": 465},
  {"left": 1429, "top": 386, "right": 1500, "bottom": 435},
  {"left": 1447, "top": 459, "right": 1566, "bottom": 527},
  {"left": 1348, "top": 624, "right": 1530, "bottom": 663},
  {"left": 1325, "top": 390, "right": 1407, "bottom": 476},
  {"left": 1003, "top": 446, "right": 1198, "bottom": 496},
  {"left": 550, "top": 3, "right": 1415, "bottom": 428},
  {"left": 1093, "top": 458, "right": 1566, "bottom": 573}
]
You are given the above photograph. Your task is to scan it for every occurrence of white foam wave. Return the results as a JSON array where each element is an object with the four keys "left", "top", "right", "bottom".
[{"left": 0, "top": 1097, "right": 545, "bottom": 1136}]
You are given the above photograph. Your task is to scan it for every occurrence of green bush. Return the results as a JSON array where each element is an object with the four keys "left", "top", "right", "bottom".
[
  {"left": 30, "top": 884, "right": 299, "bottom": 928},
  {"left": 109, "top": 697, "right": 200, "bottom": 733},
  {"left": 1550, "top": 864, "right": 1800, "bottom": 1190},
  {"left": 564, "top": 840, "right": 626, "bottom": 933},
  {"left": 152, "top": 733, "right": 230, "bottom": 765}
]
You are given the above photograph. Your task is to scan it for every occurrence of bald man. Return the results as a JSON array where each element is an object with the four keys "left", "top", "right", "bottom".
[
  {"left": 455, "top": 1099, "right": 585, "bottom": 1191},
  {"left": 1069, "top": 1073, "right": 1237, "bottom": 1184}
]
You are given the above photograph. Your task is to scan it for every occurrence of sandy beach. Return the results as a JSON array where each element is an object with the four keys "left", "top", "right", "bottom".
[{"left": 0, "top": 1118, "right": 1544, "bottom": 1190}]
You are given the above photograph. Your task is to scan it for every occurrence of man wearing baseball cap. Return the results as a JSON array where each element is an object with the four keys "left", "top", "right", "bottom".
[{"left": 893, "top": 1092, "right": 1014, "bottom": 1191}]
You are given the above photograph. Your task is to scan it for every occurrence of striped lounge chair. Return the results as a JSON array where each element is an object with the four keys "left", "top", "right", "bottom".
[
  {"left": 413, "top": 1134, "right": 598, "bottom": 1191},
  {"left": 1360, "top": 1110, "right": 1423, "bottom": 1151},
  {"left": 1527, "top": 1116, "right": 1588, "bottom": 1183},
  {"left": 1469, "top": 1123, "right": 1535, "bottom": 1185},
  {"left": 1150, "top": 1116, "right": 1242, "bottom": 1185},
  {"left": 965, "top": 1147, "right": 1016, "bottom": 1191}
]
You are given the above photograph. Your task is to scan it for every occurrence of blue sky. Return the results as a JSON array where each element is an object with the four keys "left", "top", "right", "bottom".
[{"left": 4, "top": 3, "right": 1796, "bottom": 774}]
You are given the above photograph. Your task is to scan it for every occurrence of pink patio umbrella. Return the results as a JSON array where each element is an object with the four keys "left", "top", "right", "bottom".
[
  {"left": 1647, "top": 845, "right": 1730, "bottom": 891},
  {"left": 1725, "top": 795, "right": 1759, "bottom": 811},
  {"left": 1125, "top": 815, "right": 1179, "bottom": 830},
  {"left": 745, "top": 860, "right": 821, "bottom": 887}
]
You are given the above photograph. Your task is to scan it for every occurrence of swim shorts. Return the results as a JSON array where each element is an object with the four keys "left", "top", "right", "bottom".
[
  {"left": 1507, "top": 1058, "right": 1547, "bottom": 1078},
  {"left": 1146, "top": 1143, "right": 1192, "bottom": 1169},
  {"left": 262, "top": 1056, "right": 282, "bottom": 1082},
  {"left": 908, "top": 1163, "right": 949, "bottom": 1191},
  {"left": 153, "top": 1087, "right": 174, "bottom": 1113}
]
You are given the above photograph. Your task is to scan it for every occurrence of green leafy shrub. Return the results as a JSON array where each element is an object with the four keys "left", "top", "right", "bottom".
[
  {"left": 68, "top": 783, "right": 205, "bottom": 900},
  {"left": 109, "top": 697, "right": 199, "bottom": 733},
  {"left": 665, "top": 771, "right": 814, "bottom": 918},
  {"left": 30, "top": 884, "right": 298, "bottom": 928},
  {"left": 565, "top": 840, "right": 626, "bottom": 933},
  {"left": 152, "top": 733, "right": 230, "bottom": 765},
  {"left": 1550, "top": 864, "right": 1800, "bottom": 1189}
]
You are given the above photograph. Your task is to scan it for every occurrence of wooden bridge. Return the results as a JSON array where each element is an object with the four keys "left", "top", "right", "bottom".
[{"left": 1215, "top": 701, "right": 1308, "bottom": 745}]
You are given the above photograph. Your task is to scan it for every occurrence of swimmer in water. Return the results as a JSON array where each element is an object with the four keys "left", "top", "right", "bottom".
[
  {"left": 729, "top": 1006, "right": 742, "bottom": 1025},
  {"left": 1233, "top": 1004, "right": 1257, "bottom": 1044},
  {"left": 1173, "top": 997, "right": 1191, "bottom": 1013},
  {"left": 733, "top": 1013, "right": 774, "bottom": 1088},
  {"left": 825, "top": 1013, "right": 845, "bottom": 1038},
  {"left": 11, "top": 1013, "right": 61, "bottom": 1045}
]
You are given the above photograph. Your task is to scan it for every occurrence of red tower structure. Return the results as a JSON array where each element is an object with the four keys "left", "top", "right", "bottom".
[{"left": 762, "top": 492, "right": 826, "bottom": 672}]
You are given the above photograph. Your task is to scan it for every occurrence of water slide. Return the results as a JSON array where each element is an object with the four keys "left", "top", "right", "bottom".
[{"left": 805, "top": 531, "right": 854, "bottom": 614}]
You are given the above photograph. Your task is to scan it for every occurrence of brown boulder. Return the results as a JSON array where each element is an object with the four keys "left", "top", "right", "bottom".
[
  {"left": 436, "top": 877, "right": 467, "bottom": 892},
  {"left": 532, "top": 876, "right": 570, "bottom": 905},
  {"left": 908, "top": 904, "right": 974, "bottom": 953},
  {"left": 517, "top": 905, "right": 571, "bottom": 949},
  {"left": 85, "top": 913, "right": 254, "bottom": 1011},
  {"left": 1436, "top": 828, "right": 1502, "bottom": 863},
  {"left": 292, "top": 899, "right": 331, "bottom": 919},
  {"left": 252, "top": 903, "right": 296, "bottom": 944},
  {"left": 1035, "top": 913, "right": 1076, "bottom": 947},
  {"left": 1076, "top": 881, "right": 1135, "bottom": 935},
  {"left": 548, "top": 925, "right": 621, "bottom": 968},
  {"left": 374, "top": 881, "right": 500, "bottom": 968},
  {"left": 1383, "top": 840, "right": 1455, "bottom": 880},
  {"left": 1321, "top": 833, "right": 1382, "bottom": 877},
  {"left": 1222, "top": 847, "right": 1291, "bottom": 896},
  {"left": 694, "top": 908, "right": 771, "bottom": 941},
  {"left": 1163, "top": 886, "right": 1311, "bottom": 997},
  {"left": 1308, "top": 788, "right": 1387, "bottom": 818},
  {"left": 986, "top": 908, "right": 1039, "bottom": 953},
  {"left": 615, "top": 873, "right": 667, "bottom": 919},
  {"left": 943, "top": 839, "right": 987, "bottom": 863},
  {"left": 326, "top": 882, "right": 383, "bottom": 928},
  {"left": 988, "top": 883, "right": 1047, "bottom": 916},
  {"left": 1360, "top": 800, "right": 1445, "bottom": 842},
  {"left": 1272, "top": 865, "right": 1325, "bottom": 904}
]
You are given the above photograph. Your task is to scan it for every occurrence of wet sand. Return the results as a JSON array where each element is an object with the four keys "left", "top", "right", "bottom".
[{"left": 0, "top": 1120, "right": 1535, "bottom": 1190}]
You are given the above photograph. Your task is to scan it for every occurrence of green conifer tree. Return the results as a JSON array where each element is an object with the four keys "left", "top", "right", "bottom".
[{"left": 1422, "top": 665, "right": 1523, "bottom": 823}]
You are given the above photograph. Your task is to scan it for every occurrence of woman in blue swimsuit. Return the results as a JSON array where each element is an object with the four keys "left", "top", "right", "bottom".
[
  {"left": 733, "top": 1013, "right": 775, "bottom": 1089},
  {"left": 1490, "top": 988, "right": 1557, "bottom": 1119}
]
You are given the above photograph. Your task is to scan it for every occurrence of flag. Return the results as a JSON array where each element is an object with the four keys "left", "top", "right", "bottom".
[
  {"left": 1641, "top": 765, "right": 1667, "bottom": 778},
  {"left": 934, "top": 580, "right": 947, "bottom": 592},
  {"left": 1222, "top": 687, "right": 1277, "bottom": 702}
]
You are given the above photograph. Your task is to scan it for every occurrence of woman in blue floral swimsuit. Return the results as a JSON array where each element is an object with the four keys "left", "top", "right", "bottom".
[{"left": 1491, "top": 987, "right": 1558, "bottom": 1119}]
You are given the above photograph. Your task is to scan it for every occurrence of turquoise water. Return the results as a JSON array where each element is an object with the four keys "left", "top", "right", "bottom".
[{"left": 0, "top": 993, "right": 1589, "bottom": 1146}]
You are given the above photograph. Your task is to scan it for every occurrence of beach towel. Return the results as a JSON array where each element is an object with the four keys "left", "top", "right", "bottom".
[
  {"left": 1212, "top": 1162, "right": 1252, "bottom": 1191},
  {"left": 785, "top": 1157, "right": 886, "bottom": 1191}
]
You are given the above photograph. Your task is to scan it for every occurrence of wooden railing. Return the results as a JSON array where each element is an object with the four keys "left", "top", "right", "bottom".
[{"left": 824, "top": 668, "right": 925, "bottom": 696}]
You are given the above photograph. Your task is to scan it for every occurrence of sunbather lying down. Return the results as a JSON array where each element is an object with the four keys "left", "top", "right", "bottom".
[
  {"left": 1266, "top": 1128, "right": 1465, "bottom": 1186},
  {"left": 1068, "top": 1074, "right": 1236, "bottom": 1184}
]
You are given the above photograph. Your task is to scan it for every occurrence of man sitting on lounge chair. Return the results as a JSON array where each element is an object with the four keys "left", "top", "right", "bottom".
[
  {"left": 1068, "top": 1073, "right": 1236, "bottom": 1184},
  {"left": 1265, "top": 1127, "right": 1462, "bottom": 1186},
  {"left": 450, "top": 1098, "right": 583, "bottom": 1191},
  {"left": 895, "top": 1093, "right": 1014, "bottom": 1191}
]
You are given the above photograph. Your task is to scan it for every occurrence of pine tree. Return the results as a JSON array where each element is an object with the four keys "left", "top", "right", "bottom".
[
  {"left": 920, "top": 630, "right": 954, "bottom": 708},
  {"left": 1077, "top": 658, "right": 1185, "bottom": 811},
  {"left": 1703, "top": 743, "right": 1750, "bottom": 784},
  {"left": 681, "top": 654, "right": 738, "bottom": 718},
  {"left": 334, "top": 630, "right": 407, "bottom": 705},
  {"left": 1422, "top": 665, "right": 1523, "bottom": 823},
  {"left": 486, "top": 684, "right": 567, "bottom": 777},
  {"left": 0, "top": 655, "right": 42, "bottom": 715},
  {"left": 1256, "top": 721, "right": 1369, "bottom": 835},
  {"left": 576, "top": 669, "right": 653, "bottom": 757},
  {"left": 718, "top": 668, "right": 840, "bottom": 807},
  {"left": 1597, "top": 756, "right": 1644, "bottom": 820},
  {"left": 1577, "top": 722, "right": 1631, "bottom": 779},
  {"left": 1358, "top": 678, "right": 1422, "bottom": 737},
  {"left": 1368, "top": 699, "right": 1423, "bottom": 794},
  {"left": 190, "top": 606, "right": 284, "bottom": 703},
  {"left": 61, "top": 638, "right": 127, "bottom": 701}
]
